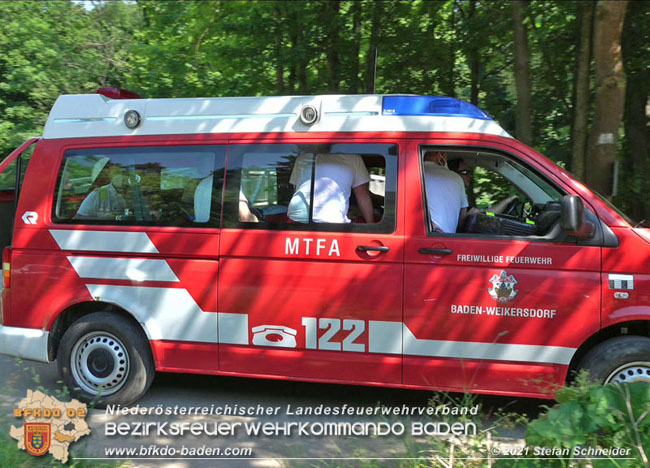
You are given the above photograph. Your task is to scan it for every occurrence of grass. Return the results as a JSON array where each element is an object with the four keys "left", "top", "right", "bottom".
[{"left": 0, "top": 359, "right": 129, "bottom": 467}]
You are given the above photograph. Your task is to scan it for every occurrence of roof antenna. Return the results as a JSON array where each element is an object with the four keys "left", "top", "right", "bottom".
[{"left": 373, "top": 47, "right": 378, "bottom": 94}]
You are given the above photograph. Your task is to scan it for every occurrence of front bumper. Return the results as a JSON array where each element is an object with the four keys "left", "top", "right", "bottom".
[{"left": 0, "top": 325, "right": 50, "bottom": 362}]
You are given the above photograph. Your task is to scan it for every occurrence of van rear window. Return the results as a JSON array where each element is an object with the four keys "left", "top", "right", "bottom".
[{"left": 53, "top": 146, "right": 226, "bottom": 227}]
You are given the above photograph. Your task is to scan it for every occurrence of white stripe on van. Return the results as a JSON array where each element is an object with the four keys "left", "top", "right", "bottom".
[
  {"left": 218, "top": 313, "right": 249, "bottom": 345},
  {"left": 68, "top": 256, "right": 179, "bottom": 282},
  {"left": 369, "top": 321, "right": 575, "bottom": 365},
  {"left": 84, "top": 284, "right": 250, "bottom": 345},
  {"left": 50, "top": 230, "right": 159, "bottom": 253},
  {"left": 368, "top": 321, "right": 403, "bottom": 354},
  {"left": 83, "top": 284, "right": 575, "bottom": 364},
  {"left": 86, "top": 285, "right": 215, "bottom": 343}
]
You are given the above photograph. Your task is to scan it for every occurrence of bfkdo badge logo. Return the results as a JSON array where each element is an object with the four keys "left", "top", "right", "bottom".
[
  {"left": 10, "top": 390, "right": 90, "bottom": 463},
  {"left": 488, "top": 270, "right": 519, "bottom": 303},
  {"left": 25, "top": 422, "right": 51, "bottom": 456}
]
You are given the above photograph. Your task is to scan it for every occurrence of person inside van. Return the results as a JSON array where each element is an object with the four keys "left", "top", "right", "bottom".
[
  {"left": 287, "top": 149, "right": 374, "bottom": 224},
  {"left": 423, "top": 151, "right": 468, "bottom": 232},
  {"left": 238, "top": 190, "right": 259, "bottom": 222},
  {"left": 75, "top": 164, "right": 128, "bottom": 219},
  {"left": 448, "top": 157, "right": 519, "bottom": 216},
  {"left": 448, "top": 158, "right": 474, "bottom": 193}
]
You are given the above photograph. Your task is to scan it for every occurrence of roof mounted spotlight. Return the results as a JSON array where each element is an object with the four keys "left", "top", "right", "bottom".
[
  {"left": 124, "top": 109, "right": 142, "bottom": 129},
  {"left": 96, "top": 87, "right": 142, "bottom": 99},
  {"left": 299, "top": 104, "right": 319, "bottom": 125}
]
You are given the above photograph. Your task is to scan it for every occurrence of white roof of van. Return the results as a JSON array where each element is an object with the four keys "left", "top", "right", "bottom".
[{"left": 42, "top": 94, "right": 512, "bottom": 140}]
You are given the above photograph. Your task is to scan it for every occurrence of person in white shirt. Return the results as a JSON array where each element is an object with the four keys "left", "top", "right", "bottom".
[
  {"left": 288, "top": 151, "right": 374, "bottom": 224},
  {"left": 423, "top": 151, "right": 468, "bottom": 233}
]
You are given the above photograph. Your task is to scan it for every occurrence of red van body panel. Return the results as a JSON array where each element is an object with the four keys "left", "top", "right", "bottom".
[{"left": 601, "top": 227, "right": 650, "bottom": 329}]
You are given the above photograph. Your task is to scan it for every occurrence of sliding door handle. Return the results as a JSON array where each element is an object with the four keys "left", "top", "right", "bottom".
[
  {"left": 357, "top": 245, "right": 390, "bottom": 253},
  {"left": 418, "top": 248, "right": 453, "bottom": 255}
]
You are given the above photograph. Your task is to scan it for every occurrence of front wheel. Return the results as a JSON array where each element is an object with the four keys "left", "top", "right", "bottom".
[
  {"left": 58, "top": 312, "right": 155, "bottom": 407},
  {"left": 577, "top": 336, "right": 650, "bottom": 384}
]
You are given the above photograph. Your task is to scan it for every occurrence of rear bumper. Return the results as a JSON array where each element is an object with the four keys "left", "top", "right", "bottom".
[{"left": 0, "top": 325, "right": 50, "bottom": 362}]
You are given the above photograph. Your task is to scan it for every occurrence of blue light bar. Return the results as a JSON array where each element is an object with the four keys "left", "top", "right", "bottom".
[{"left": 382, "top": 96, "right": 492, "bottom": 120}]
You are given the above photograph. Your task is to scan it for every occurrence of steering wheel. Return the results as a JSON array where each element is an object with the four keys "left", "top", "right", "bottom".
[{"left": 502, "top": 195, "right": 521, "bottom": 217}]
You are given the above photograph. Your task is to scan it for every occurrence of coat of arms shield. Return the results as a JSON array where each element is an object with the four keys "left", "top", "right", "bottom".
[
  {"left": 24, "top": 422, "right": 51, "bottom": 456},
  {"left": 488, "top": 270, "right": 519, "bottom": 303}
]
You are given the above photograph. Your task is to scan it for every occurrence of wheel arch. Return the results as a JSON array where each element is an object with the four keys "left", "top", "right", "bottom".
[
  {"left": 567, "top": 319, "right": 650, "bottom": 382},
  {"left": 48, "top": 301, "right": 152, "bottom": 363}
]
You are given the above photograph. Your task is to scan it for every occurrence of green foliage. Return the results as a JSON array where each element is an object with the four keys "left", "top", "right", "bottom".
[
  {"left": 499, "top": 376, "right": 650, "bottom": 468},
  {"left": 473, "top": 167, "right": 520, "bottom": 210},
  {"left": 0, "top": 160, "right": 17, "bottom": 191},
  {"left": 0, "top": 0, "right": 648, "bottom": 218},
  {"left": 0, "top": 0, "right": 142, "bottom": 156},
  {"left": 303, "top": 379, "right": 650, "bottom": 468},
  {"left": 525, "top": 1, "right": 577, "bottom": 164}
]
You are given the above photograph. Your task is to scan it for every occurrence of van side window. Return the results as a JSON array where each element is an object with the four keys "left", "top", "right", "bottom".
[
  {"left": 421, "top": 148, "right": 565, "bottom": 239},
  {"left": 0, "top": 146, "right": 34, "bottom": 192},
  {"left": 53, "top": 146, "right": 226, "bottom": 227},
  {"left": 0, "top": 147, "right": 34, "bottom": 250},
  {"left": 0, "top": 162, "right": 17, "bottom": 191},
  {"left": 224, "top": 143, "right": 397, "bottom": 233}
]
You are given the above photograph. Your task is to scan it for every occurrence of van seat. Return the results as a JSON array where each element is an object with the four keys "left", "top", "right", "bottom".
[{"left": 194, "top": 175, "right": 213, "bottom": 223}]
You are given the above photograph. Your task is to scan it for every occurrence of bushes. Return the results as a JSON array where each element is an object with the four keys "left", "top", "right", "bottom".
[
  {"left": 308, "top": 377, "right": 650, "bottom": 468},
  {"left": 500, "top": 375, "right": 650, "bottom": 468}
]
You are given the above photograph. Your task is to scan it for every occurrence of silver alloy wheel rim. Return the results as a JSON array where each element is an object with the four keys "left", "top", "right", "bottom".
[
  {"left": 605, "top": 362, "right": 650, "bottom": 384},
  {"left": 70, "top": 331, "right": 129, "bottom": 396}
]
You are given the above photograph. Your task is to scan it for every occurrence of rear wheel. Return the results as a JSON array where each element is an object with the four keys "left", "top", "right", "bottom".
[
  {"left": 577, "top": 336, "right": 650, "bottom": 384},
  {"left": 58, "top": 312, "right": 154, "bottom": 407}
]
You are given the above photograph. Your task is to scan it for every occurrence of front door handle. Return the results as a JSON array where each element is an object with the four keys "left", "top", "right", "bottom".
[
  {"left": 419, "top": 248, "right": 453, "bottom": 255},
  {"left": 357, "top": 245, "right": 390, "bottom": 253}
]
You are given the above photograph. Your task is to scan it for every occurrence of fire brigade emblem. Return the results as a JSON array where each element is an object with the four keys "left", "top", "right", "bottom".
[
  {"left": 24, "top": 423, "right": 51, "bottom": 456},
  {"left": 488, "top": 270, "right": 519, "bottom": 303},
  {"left": 11, "top": 390, "right": 90, "bottom": 463}
]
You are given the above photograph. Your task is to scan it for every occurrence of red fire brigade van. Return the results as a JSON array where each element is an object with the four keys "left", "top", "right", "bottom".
[{"left": 0, "top": 91, "right": 648, "bottom": 405}]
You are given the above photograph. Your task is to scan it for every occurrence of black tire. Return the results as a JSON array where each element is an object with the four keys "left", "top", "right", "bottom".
[
  {"left": 57, "top": 312, "right": 155, "bottom": 407},
  {"left": 577, "top": 336, "right": 650, "bottom": 384}
]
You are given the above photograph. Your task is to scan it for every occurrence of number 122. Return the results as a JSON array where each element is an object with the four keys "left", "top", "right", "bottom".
[{"left": 302, "top": 317, "right": 366, "bottom": 352}]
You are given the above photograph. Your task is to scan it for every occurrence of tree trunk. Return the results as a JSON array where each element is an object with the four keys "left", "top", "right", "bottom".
[
  {"left": 287, "top": 7, "right": 298, "bottom": 92},
  {"left": 445, "top": 2, "right": 456, "bottom": 97},
  {"left": 324, "top": 1, "right": 341, "bottom": 92},
  {"left": 468, "top": 0, "right": 480, "bottom": 105},
  {"left": 365, "top": 1, "right": 381, "bottom": 93},
  {"left": 585, "top": 0, "right": 627, "bottom": 197},
  {"left": 273, "top": 5, "right": 285, "bottom": 94},
  {"left": 351, "top": 0, "right": 362, "bottom": 94},
  {"left": 571, "top": 1, "right": 595, "bottom": 180},
  {"left": 621, "top": 0, "right": 650, "bottom": 221},
  {"left": 296, "top": 4, "right": 308, "bottom": 93},
  {"left": 511, "top": 0, "right": 533, "bottom": 145}
]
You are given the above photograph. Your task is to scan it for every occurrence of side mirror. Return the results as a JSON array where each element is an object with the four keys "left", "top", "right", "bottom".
[{"left": 561, "top": 195, "right": 595, "bottom": 238}]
